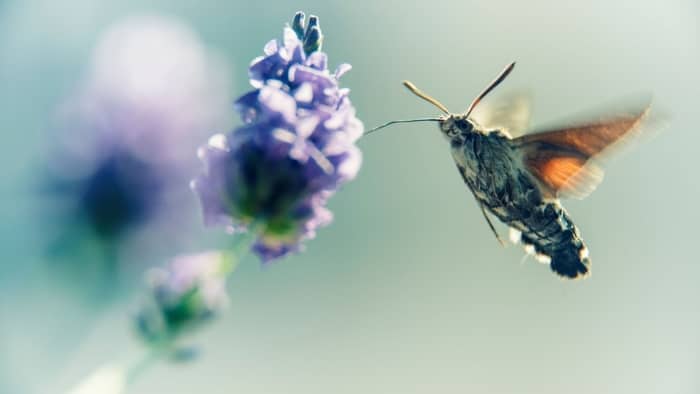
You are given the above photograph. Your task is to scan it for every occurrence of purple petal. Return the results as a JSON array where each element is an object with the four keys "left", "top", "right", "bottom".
[
  {"left": 288, "top": 65, "right": 334, "bottom": 89},
  {"left": 306, "top": 52, "right": 328, "bottom": 70},
  {"left": 293, "top": 82, "right": 314, "bottom": 104},
  {"left": 263, "top": 39, "right": 279, "bottom": 56},
  {"left": 334, "top": 63, "right": 352, "bottom": 79},
  {"left": 258, "top": 86, "right": 297, "bottom": 123},
  {"left": 282, "top": 27, "right": 300, "bottom": 50}
]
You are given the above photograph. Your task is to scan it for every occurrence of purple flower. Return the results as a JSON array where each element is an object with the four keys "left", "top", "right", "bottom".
[
  {"left": 43, "top": 16, "right": 230, "bottom": 248},
  {"left": 192, "top": 12, "right": 363, "bottom": 261},
  {"left": 135, "top": 251, "right": 229, "bottom": 345}
]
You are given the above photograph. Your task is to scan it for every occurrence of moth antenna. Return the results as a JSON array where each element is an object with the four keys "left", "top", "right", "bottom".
[
  {"left": 364, "top": 117, "right": 442, "bottom": 136},
  {"left": 463, "top": 61, "right": 516, "bottom": 118},
  {"left": 402, "top": 80, "right": 451, "bottom": 114}
]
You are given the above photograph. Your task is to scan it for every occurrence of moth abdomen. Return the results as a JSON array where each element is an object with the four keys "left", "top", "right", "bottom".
[{"left": 510, "top": 202, "right": 591, "bottom": 279}]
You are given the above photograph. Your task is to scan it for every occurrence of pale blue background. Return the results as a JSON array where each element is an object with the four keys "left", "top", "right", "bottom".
[{"left": 1, "top": 0, "right": 699, "bottom": 393}]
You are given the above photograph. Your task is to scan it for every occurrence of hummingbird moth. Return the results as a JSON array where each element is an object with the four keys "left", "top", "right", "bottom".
[{"left": 367, "top": 62, "right": 652, "bottom": 279}]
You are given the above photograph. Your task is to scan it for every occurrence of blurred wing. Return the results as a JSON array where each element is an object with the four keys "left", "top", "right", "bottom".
[
  {"left": 470, "top": 91, "right": 532, "bottom": 138},
  {"left": 513, "top": 103, "right": 652, "bottom": 200}
]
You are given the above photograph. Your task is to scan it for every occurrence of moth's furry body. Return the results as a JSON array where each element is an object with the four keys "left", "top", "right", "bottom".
[
  {"left": 442, "top": 115, "right": 591, "bottom": 278},
  {"left": 370, "top": 62, "right": 651, "bottom": 279}
]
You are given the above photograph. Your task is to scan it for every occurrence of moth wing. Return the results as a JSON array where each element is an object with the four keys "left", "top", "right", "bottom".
[
  {"left": 513, "top": 101, "right": 653, "bottom": 200},
  {"left": 518, "top": 147, "right": 606, "bottom": 200},
  {"left": 470, "top": 91, "right": 532, "bottom": 138}
]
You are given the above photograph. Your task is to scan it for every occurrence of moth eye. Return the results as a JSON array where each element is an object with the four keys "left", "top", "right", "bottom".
[{"left": 456, "top": 119, "right": 474, "bottom": 133}]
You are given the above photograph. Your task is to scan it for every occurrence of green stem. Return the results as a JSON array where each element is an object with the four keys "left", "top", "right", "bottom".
[{"left": 220, "top": 227, "right": 257, "bottom": 276}]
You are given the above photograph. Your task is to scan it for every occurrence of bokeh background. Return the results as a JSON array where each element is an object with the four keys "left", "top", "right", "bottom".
[{"left": 1, "top": 0, "right": 699, "bottom": 393}]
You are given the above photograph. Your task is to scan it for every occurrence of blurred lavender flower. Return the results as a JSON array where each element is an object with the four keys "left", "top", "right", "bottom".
[
  {"left": 42, "top": 16, "right": 230, "bottom": 264},
  {"left": 193, "top": 12, "right": 363, "bottom": 261},
  {"left": 135, "top": 251, "right": 229, "bottom": 347}
]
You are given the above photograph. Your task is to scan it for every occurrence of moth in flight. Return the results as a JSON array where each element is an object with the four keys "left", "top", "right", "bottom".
[{"left": 367, "top": 62, "right": 653, "bottom": 279}]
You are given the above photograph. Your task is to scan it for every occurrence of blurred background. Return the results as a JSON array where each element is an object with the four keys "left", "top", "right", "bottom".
[{"left": 1, "top": 0, "right": 698, "bottom": 393}]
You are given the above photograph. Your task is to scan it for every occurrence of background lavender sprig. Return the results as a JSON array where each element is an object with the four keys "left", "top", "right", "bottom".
[
  {"left": 193, "top": 11, "right": 363, "bottom": 261},
  {"left": 65, "top": 251, "right": 235, "bottom": 393},
  {"left": 135, "top": 251, "right": 230, "bottom": 349},
  {"left": 39, "top": 16, "right": 230, "bottom": 293}
]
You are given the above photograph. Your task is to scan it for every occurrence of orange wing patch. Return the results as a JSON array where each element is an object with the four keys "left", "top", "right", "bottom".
[
  {"left": 538, "top": 157, "right": 585, "bottom": 189},
  {"left": 525, "top": 154, "right": 604, "bottom": 200},
  {"left": 515, "top": 104, "right": 650, "bottom": 200}
]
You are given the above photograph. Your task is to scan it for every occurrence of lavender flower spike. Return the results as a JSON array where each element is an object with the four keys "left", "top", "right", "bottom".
[{"left": 193, "top": 12, "right": 363, "bottom": 261}]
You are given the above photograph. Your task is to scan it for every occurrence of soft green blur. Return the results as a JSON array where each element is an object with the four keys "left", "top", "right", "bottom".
[{"left": 1, "top": 0, "right": 699, "bottom": 393}]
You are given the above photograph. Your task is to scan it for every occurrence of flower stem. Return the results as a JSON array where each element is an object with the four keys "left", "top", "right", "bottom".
[{"left": 220, "top": 227, "right": 257, "bottom": 276}]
